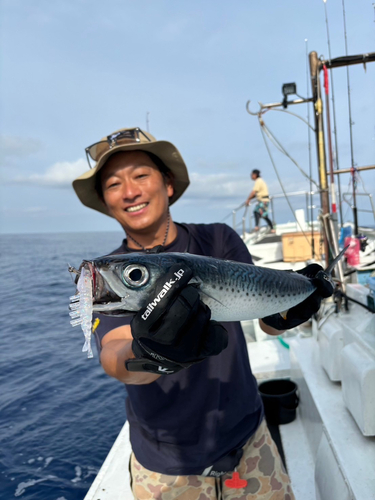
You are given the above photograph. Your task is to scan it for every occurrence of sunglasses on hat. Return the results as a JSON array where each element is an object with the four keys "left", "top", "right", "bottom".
[{"left": 85, "top": 127, "right": 152, "bottom": 169}]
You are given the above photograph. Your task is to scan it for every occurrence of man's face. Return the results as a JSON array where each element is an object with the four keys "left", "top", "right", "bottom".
[
  {"left": 251, "top": 173, "right": 257, "bottom": 180},
  {"left": 100, "top": 151, "right": 174, "bottom": 234}
]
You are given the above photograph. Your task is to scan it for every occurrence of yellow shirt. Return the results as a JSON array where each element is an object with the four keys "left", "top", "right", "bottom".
[{"left": 253, "top": 177, "right": 269, "bottom": 201}]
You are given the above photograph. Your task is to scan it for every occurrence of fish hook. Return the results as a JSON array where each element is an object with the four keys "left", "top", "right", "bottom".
[
  {"left": 68, "top": 264, "right": 81, "bottom": 284},
  {"left": 246, "top": 100, "right": 264, "bottom": 116}
]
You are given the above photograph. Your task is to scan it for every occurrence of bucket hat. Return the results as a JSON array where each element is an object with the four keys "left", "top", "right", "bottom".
[{"left": 72, "top": 127, "right": 190, "bottom": 217}]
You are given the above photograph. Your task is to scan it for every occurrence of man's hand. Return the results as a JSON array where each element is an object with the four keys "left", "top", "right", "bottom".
[
  {"left": 125, "top": 264, "right": 228, "bottom": 375},
  {"left": 261, "top": 264, "right": 334, "bottom": 331}
]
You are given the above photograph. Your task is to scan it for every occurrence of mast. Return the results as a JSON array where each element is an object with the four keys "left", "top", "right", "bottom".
[
  {"left": 305, "top": 39, "right": 315, "bottom": 259},
  {"left": 323, "top": 64, "right": 339, "bottom": 247},
  {"left": 309, "top": 51, "right": 330, "bottom": 265}
]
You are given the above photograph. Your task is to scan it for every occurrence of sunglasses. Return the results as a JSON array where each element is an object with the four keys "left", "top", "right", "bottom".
[{"left": 85, "top": 128, "right": 152, "bottom": 169}]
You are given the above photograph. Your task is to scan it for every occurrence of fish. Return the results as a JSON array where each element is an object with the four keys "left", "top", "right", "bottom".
[{"left": 70, "top": 248, "right": 345, "bottom": 323}]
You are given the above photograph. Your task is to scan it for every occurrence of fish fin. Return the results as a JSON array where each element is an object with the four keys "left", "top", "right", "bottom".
[
  {"left": 280, "top": 310, "right": 288, "bottom": 320},
  {"left": 325, "top": 245, "right": 349, "bottom": 275}
]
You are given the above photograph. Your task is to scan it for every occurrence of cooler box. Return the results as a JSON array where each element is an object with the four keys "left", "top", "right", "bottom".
[{"left": 281, "top": 232, "right": 323, "bottom": 262}]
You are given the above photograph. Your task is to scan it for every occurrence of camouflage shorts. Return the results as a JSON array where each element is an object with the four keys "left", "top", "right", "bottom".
[{"left": 130, "top": 419, "right": 295, "bottom": 499}]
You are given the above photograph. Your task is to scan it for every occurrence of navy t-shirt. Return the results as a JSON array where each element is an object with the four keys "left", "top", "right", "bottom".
[{"left": 94, "top": 223, "right": 264, "bottom": 475}]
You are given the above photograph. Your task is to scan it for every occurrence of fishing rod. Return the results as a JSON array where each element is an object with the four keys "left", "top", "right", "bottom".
[
  {"left": 342, "top": 0, "right": 357, "bottom": 234},
  {"left": 322, "top": 0, "right": 344, "bottom": 228}
]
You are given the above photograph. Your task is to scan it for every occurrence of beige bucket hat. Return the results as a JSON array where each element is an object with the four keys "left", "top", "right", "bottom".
[{"left": 72, "top": 127, "right": 190, "bottom": 217}]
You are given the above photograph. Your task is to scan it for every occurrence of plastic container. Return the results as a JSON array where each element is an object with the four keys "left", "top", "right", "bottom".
[
  {"left": 339, "top": 225, "right": 352, "bottom": 247},
  {"left": 258, "top": 379, "right": 299, "bottom": 425},
  {"left": 344, "top": 236, "right": 360, "bottom": 266}
]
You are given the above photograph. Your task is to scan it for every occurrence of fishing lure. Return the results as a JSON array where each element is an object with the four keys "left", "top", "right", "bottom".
[{"left": 69, "top": 267, "right": 94, "bottom": 358}]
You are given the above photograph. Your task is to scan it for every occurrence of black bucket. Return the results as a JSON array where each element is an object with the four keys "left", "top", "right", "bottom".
[{"left": 258, "top": 379, "right": 299, "bottom": 425}]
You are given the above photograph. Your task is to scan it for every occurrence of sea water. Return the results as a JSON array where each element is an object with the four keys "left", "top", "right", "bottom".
[{"left": 0, "top": 232, "right": 128, "bottom": 500}]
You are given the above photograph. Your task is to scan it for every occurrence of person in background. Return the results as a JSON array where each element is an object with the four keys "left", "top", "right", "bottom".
[
  {"left": 72, "top": 127, "right": 332, "bottom": 499},
  {"left": 245, "top": 169, "right": 275, "bottom": 233}
]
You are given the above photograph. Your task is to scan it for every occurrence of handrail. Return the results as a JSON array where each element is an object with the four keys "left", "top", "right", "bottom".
[
  {"left": 228, "top": 191, "right": 321, "bottom": 238},
  {"left": 228, "top": 190, "right": 375, "bottom": 238}
]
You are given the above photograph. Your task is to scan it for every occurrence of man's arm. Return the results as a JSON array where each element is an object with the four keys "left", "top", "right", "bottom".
[
  {"left": 245, "top": 190, "right": 256, "bottom": 205},
  {"left": 100, "top": 325, "right": 161, "bottom": 385}
]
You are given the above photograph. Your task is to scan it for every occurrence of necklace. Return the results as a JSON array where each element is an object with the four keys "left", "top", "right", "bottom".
[{"left": 126, "top": 211, "right": 171, "bottom": 252}]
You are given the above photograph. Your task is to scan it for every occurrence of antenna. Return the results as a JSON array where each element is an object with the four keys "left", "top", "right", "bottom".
[{"left": 146, "top": 112, "right": 150, "bottom": 132}]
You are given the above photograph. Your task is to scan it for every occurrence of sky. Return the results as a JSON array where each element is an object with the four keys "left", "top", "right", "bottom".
[{"left": 1, "top": 0, "right": 374, "bottom": 234}]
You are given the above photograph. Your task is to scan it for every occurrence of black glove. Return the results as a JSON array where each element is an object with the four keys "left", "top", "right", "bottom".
[
  {"left": 125, "top": 264, "right": 228, "bottom": 375},
  {"left": 261, "top": 264, "right": 334, "bottom": 331}
]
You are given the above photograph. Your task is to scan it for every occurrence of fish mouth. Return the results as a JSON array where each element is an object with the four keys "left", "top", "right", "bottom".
[
  {"left": 79, "top": 261, "right": 122, "bottom": 305},
  {"left": 125, "top": 202, "right": 148, "bottom": 213}
]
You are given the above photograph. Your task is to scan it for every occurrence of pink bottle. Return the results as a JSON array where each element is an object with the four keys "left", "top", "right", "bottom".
[{"left": 344, "top": 237, "right": 360, "bottom": 266}]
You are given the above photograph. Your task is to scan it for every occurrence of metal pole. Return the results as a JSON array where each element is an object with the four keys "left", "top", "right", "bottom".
[
  {"left": 323, "top": 65, "right": 340, "bottom": 246},
  {"left": 270, "top": 198, "right": 275, "bottom": 228},
  {"left": 309, "top": 51, "right": 330, "bottom": 266},
  {"left": 306, "top": 39, "right": 315, "bottom": 259},
  {"left": 328, "top": 165, "right": 375, "bottom": 174}
]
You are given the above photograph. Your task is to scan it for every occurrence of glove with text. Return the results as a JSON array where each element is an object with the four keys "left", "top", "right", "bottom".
[
  {"left": 261, "top": 264, "right": 334, "bottom": 331},
  {"left": 125, "top": 264, "right": 228, "bottom": 375}
]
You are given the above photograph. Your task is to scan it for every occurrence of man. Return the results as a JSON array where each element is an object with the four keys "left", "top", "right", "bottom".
[
  {"left": 245, "top": 169, "right": 275, "bottom": 233},
  {"left": 73, "top": 127, "right": 332, "bottom": 499}
]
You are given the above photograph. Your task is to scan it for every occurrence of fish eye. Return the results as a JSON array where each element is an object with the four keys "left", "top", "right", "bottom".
[{"left": 122, "top": 264, "right": 149, "bottom": 287}]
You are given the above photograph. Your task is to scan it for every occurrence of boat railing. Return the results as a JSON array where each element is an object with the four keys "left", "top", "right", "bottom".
[
  {"left": 229, "top": 190, "right": 375, "bottom": 238},
  {"left": 229, "top": 190, "right": 321, "bottom": 238},
  {"left": 342, "top": 192, "right": 375, "bottom": 228}
]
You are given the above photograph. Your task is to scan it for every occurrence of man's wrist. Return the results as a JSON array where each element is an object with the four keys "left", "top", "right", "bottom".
[
  {"left": 259, "top": 318, "right": 286, "bottom": 335},
  {"left": 127, "top": 339, "right": 191, "bottom": 374}
]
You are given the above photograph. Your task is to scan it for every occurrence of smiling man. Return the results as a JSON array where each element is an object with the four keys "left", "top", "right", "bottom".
[{"left": 71, "top": 127, "right": 333, "bottom": 499}]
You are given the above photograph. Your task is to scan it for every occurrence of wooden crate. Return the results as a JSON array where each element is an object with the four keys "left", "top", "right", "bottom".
[{"left": 281, "top": 232, "right": 323, "bottom": 262}]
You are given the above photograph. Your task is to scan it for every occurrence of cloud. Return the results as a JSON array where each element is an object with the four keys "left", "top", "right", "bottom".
[
  {"left": 12, "top": 159, "right": 87, "bottom": 188},
  {"left": 185, "top": 171, "right": 313, "bottom": 202},
  {"left": 187, "top": 172, "right": 248, "bottom": 200},
  {"left": 0, "top": 135, "right": 43, "bottom": 164}
]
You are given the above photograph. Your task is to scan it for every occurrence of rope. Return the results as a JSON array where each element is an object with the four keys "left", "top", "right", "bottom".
[
  {"left": 261, "top": 121, "right": 320, "bottom": 189},
  {"left": 259, "top": 123, "right": 314, "bottom": 248}
]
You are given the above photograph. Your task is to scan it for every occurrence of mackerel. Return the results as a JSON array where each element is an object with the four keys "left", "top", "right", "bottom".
[{"left": 71, "top": 250, "right": 343, "bottom": 323}]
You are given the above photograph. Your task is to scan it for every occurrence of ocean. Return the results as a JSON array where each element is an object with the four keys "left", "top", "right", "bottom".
[{"left": 0, "top": 232, "right": 128, "bottom": 500}]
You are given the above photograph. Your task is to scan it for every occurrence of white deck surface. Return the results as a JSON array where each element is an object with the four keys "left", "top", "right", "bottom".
[
  {"left": 248, "top": 337, "right": 316, "bottom": 500},
  {"left": 290, "top": 337, "right": 375, "bottom": 500}
]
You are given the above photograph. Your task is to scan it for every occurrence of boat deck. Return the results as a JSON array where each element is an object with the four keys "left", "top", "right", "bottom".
[{"left": 84, "top": 333, "right": 375, "bottom": 500}]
